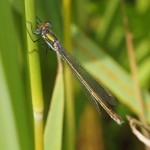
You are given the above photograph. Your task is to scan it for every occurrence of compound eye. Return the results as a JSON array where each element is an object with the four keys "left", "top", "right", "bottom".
[
  {"left": 34, "top": 29, "right": 41, "bottom": 34},
  {"left": 47, "top": 22, "right": 52, "bottom": 28}
]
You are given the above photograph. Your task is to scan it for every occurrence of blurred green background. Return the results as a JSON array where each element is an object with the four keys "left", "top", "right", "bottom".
[{"left": 0, "top": 0, "right": 150, "bottom": 150}]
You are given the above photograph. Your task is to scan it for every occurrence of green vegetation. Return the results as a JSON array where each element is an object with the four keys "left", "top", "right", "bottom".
[{"left": 0, "top": 0, "right": 149, "bottom": 150}]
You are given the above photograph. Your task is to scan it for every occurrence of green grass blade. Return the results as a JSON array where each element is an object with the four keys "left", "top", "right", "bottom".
[
  {"left": 0, "top": 58, "right": 21, "bottom": 150},
  {"left": 0, "top": 0, "right": 34, "bottom": 149},
  {"left": 44, "top": 57, "right": 64, "bottom": 150}
]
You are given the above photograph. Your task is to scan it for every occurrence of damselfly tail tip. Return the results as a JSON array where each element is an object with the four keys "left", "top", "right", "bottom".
[
  {"left": 117, "top": 119, "right": 124, "bottom": 125},
  {"left": 116, "top": 117, "right": 124, "bottom": 125},
  {"left": 111, "top": 115, "right": 124, "bottom": 125}
]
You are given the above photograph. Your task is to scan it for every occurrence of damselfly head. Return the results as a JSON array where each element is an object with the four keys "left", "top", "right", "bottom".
[
  {"left": 34, "top": 22, "right": 52, "bottom": 35},
  {"left": 34, "top": 28, "right": 41, "bottom": 34}
]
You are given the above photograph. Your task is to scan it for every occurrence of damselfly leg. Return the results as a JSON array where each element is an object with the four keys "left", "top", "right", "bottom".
[{"left": 26, "top": 21, "right": 41, "bottom": 42}]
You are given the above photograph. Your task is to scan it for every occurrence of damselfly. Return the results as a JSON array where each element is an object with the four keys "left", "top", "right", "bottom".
[{"left": 26, "top": 17, "right": 124, "bottom": 125}]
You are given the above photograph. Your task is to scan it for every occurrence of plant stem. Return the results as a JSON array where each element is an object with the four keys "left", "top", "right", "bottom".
[{"left": 24, "top": 0, "right": 44, "bottom": 149}]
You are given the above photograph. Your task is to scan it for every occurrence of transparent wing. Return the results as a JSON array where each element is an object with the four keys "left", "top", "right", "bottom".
[
  {"left": 54, "top": 43, "right": 123, "bottom": 125},
  {"left": 56, "top": 44, "right": 116, "bottom": 105}
]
